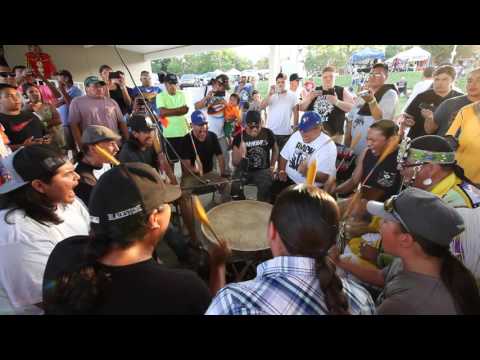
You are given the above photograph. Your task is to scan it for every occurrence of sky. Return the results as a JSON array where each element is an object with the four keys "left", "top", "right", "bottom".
[{"left": 232, "top": 45, "right": 270, "bottom": 63}]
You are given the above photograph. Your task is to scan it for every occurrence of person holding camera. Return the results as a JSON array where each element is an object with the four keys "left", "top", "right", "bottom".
[
  {"left": 402, "top": 65, "right": 463, "bottom": 140},
  {"left": 300, "top": 66, "right": 355, "bottom": 143},
  {"left": 14, "top": 66, "right": 60, "bottom": 106},
  {"left": 130, "top": 71, "right": 162, "bottom": 116},
  {"left": 345, "top": 63, "right": 398, "bottom": 157},
  {"left": 194, "top": 74, "right": 232, "bottom": 176},
  {"left": 231, "top": 110, "right": 278, "bottom": 202},
  {"left": 0, "top": 84, "right": 49, "bottom": 151},
  {"left": 99, "top": 65, "right": 133, "bottom": 116}
]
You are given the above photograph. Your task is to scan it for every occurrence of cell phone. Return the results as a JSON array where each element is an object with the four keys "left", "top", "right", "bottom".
[
  {"left": 358, "top": 90, "right": 370, "bottom": 97},
  {"left": 419, "top": 102, "right": 434, "bottom": 111},
  {"left": 213, "top": 91, "right": 225, "bottom": 97},
  {"left": 315, "top": 86, "right": 322, "bottom": 91},
  {"left": 109, "top": 71, "right": 121, "bottom": 80}
]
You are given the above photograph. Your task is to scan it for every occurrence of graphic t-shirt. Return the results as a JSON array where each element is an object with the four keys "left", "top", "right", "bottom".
[
  {"left": 205, "top": 94, "right": 227, "bottom": 138},
  {"left": 306, "top": 86, "right": 346, "bottom": 135},
  {"left": 280, "top": 131, "right": 337, "bottom": 185},
  {"left": 362, "top": 148, "right": 402, "bottom": 201},
  {"left": 131, "top": 86, "right": 162, "bottom": 115},
  {"left": 233, "top": 128, "right": 275, "bottom": 171},
  {"left": 0, "top": 111, "right": 45, "bottom": 145}
]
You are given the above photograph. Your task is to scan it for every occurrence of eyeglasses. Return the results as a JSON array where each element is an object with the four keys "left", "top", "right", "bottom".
[
  {"left": 369, "top": 73, "right": 383, "bottom": 78},
  {"left": 0, "top": 72, "right": 15, "bottom": 77},
  {"left": 247, "top": 124, "right": 259, "bottom": 129}
]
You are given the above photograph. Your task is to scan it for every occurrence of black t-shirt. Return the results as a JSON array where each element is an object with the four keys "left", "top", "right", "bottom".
[
  {"left": 74, "top": 160, "right": 102, "bottom": 206},
  {"left": 181, "top": 131, "right": 222, "bottom": 174},
  {"left": 110, "top": 85, "right": 133, "bottom": 115},
  {"left": 362, "top": 148, "right": 401, "bottom": 201},
  {"left": 433, "top": 95, "right": 472, "bottom": 136},
  {"left": 118, "top": 138, "right": 157, "bottom": 168},
  {"left": 43, "top": 236, "right": 212, "bottom": 315},
  {"left": 405, "top": 88, "right": 463, "bottom": 139},
  {"left": 306, "top": 86, "right": 346, "bottom": 135},
  {"left": 232, "top": 128, "right": 275, "bottom": 171},
  {"left": 0, "top": 111, "right": 45, "bottom": 145}
]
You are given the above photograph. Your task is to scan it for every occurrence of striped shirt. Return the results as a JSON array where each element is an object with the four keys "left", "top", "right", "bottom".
[{"left": 206, "top": 256, "right": 376, "bottom": 315}]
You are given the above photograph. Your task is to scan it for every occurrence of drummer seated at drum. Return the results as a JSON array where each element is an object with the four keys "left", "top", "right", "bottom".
[
  {"left": 206, "top": 185, "right": 375, "bottom": 315},
  {"left": 180, "top": 110, "right": 231, "bottom": 203},
  {"left": 231, "top": 110, "right": 278, "bottom": 202},
  {"left": 271, "top": 111, "right": 337, "bottom": 203}
]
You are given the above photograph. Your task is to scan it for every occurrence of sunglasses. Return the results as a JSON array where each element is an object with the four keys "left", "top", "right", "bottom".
[
  {"left": 383, "top": 195, "right": 410, "bottom": 232},
  {"left": 247, "top": 124, "right": 259, "bottom": 129},
  {"left": 0, "top": 72, "right": 15, "bottom": 77}
]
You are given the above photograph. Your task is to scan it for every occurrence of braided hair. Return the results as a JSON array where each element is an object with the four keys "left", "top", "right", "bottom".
[{"left": 270, "top": 184, "right": 349, "bottom": 315}]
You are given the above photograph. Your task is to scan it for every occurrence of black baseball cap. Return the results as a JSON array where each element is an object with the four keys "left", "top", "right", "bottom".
[
  {"left": 128, "top": 114, "right": 156, "bottom": 132},
  {"left": 246, "top": 110, "right": 261, "bottom": 126},
  {"left": 164, "top": 73, "right": 178, "bottom": 84},
  {"left": 214, "top": 74, "right": 230, "bottom": 90},
  {"left": 88, "top": 163, "right": 181, "bottom": 235},
  {"left": 0, "top": 145, "right": 67, "bottom": 194},
  {"left": 81, "top": 125, "right": 121, "bottom": 145},
  {"left": 367, "top": 187, "right": 465, "bottom": 247},
  {"left": 289, "top": 73, "right": 303, "bottom": 82}
]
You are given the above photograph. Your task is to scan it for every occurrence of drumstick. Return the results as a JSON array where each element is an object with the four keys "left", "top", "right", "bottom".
[
  {"left": 192, "top": 195, "right": 222, "bottom": 245},
  {"left": 94, "top": 145, "right": 120, "bottom": 166},
  {"left": 362, "top": 135, "right": 400, "bottom": 185},
  {"left": 305, "top": 159, "right": 317, "bottom": 186}
]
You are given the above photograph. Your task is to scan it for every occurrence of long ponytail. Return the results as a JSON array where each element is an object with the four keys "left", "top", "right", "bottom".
[
  {"left": 271, "top": 184, "right": 350, "bottom": 315},
  {"left": 414, "top": 234, "right": 480, "bottom": 315}
]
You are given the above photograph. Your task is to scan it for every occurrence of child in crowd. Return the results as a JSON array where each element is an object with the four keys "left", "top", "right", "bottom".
[{"left": 224, "top": 93, "right": 242, "bottom": 149}]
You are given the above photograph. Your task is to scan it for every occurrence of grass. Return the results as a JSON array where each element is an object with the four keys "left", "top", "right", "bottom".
[{"left": 256, "top": 71, "right": 467, "bottom": 116}]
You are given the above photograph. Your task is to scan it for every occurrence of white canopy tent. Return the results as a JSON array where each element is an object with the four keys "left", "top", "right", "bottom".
[
  {"left": 389, "top": 46, "right": 431, "bottom": 62},
  {"left": 225, "top": 68, "right": 241, "bottom": 77}
]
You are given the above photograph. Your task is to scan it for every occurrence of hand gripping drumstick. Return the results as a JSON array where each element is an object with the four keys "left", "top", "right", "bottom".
[
  {"left": 192, "top": 195, "right": 223, "bottom": 245},
  {"left": 336, "top": 132, "right": 362, "bottom": 172},
  {"left": 94, "top": 145, "right": 120, "bottom": 166}
]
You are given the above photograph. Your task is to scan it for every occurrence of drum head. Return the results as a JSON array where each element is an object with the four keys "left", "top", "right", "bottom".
[{"left": 201, "top": 200, "right": 273, "bottom": 252}]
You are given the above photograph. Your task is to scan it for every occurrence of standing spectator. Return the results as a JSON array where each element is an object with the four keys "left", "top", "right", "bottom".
[
  {"left": 0, "top": 84, "right": 47, "bottom": 151},
  {"left": 130, "top": 70, "right": 162, "bottom": 116},
  {"left": 156, "top": 73, "right": 189, "bottom": 164},
  {"left": 271, "top": 112, "right": 337, "bottom": 202},
  {"left": 301, "top": 79, "right": 315, "bottom": 102},
  {"left": 403, "top": 65, "right": 462, "bottom": 140},
  {"left": 14, "top": 67, "right": 60, "bottom": 106},
  {"left": 68, "top": 76, "right": 128, "bottom": 150},
  {"left": 345, "top": 63, "right": 398, "bottom": 156},
  {"left": 402, "top": 67, "right": 434, "bottom": 111},
  {"left": 446, "top": 101, "right": 480, "bottom": 184},
  {"left": 0, "top": 69, "right": 16, "bottom": 86},
  {"left": 194, "top": 74, "right": 231, "bottom": 175},
  {"left": 0, "top": 145, "right": 89, "bottom": 315},
  {"left": 289, "top": 73, "right": 303, "bottom": 101},
  {"left": 54, "top": 70, "right": 84, "bottom": 151},
  {"left": 231, "top": 110, "right": 278, "bottom": 202},
  {"left": 425, "top": 67, "right": 480, "bottom": 136},
  {"left": 23, "top": 83, "right": 64, "bottom": 149},
  {"left": 300, "top": 66, "right": 355, "bottom": 143},
  {"left": 42, "top": 162, "right": 211, "bottom": 315},
  {"left": 223, "top": 93, "right": 241, "bottom": 148},
  {"left": 260, "top": 73, "right": 298, "bottom": 152},
  {"left": 396, "top": 76, "right": 407, "bottom": 97},
  {"left": 234, "top": 75, "right": 247, "bottom": 94},
  {"left": 98, "top": 65, "right": 133, "bottom": 116}
]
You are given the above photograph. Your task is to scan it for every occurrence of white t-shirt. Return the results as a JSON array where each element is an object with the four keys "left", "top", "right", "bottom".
[
  {"left": 280, "top": 131, "right": 337, "bottom": 185},
  {"left": 0, "top": 198, "right": 90, "bottom": 315},
  {"left": 266, "top": 91, "right": 298, "bottom": 136},
  {"left": 348, "top": 89, "right": 398, "bottom": 156}
]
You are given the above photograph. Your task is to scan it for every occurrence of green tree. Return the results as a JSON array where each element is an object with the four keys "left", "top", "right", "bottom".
[{"left": 255, "top": 57, "right": 269, "bottom": 69}]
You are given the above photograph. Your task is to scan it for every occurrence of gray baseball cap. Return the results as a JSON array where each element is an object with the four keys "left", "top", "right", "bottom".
[
  {"left": 367, "top": 187, "right": 465, "bottom": 247},
  {"left": 81, "top": 125, "right": 121, "bottom": 145}
]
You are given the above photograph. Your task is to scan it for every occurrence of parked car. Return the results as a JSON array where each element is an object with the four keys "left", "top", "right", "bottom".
[
  {"left": 179, "top": 74, "right": 201, "bottom": 89},
  {"left": 199, "top": 72, "right": 216, "bottom": 86}
]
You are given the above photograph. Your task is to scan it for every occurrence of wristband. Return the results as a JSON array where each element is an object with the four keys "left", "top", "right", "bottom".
[
  {"left": 368, "top": 98, "right": 377, "bottom": 105},
  {"left": 335, "top": 99, "right": 340, "bottom": 107}
]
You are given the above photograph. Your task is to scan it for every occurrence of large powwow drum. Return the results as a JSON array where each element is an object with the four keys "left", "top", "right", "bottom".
[{"left": 201, "top": 200, "right": 272, "bottom": 264}]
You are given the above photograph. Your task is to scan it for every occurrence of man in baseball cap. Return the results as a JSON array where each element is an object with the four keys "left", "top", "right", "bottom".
[
  {"left": 164, "top": 73, "right": 178, "bottom": 84},
  {"left": 75, "top": 125, "right": 121, "bottom": 205},
  {"left": 364, "top": 187, "right": 480, "bottom": 315},
  {"left": 84, "top": 75, "right": 106, "bottom": 87}
]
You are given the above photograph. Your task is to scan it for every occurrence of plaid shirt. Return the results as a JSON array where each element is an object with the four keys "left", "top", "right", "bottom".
[{"left": 206, "top": 256, "right": 376, "bottom": 315}]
